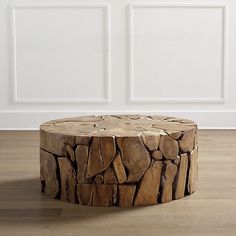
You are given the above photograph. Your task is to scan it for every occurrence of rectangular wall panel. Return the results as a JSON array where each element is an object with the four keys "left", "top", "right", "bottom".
[
  {"left": 12, "top": 3, "right": 110, "bottom": 102},
  {"left": 129, "top": 3, "right": 227, "bottom": 102}
]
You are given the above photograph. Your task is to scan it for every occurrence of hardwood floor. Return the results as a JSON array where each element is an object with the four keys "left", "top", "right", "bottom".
[{"left": 0, "top": 130, "right": 235, "bottom": 236}]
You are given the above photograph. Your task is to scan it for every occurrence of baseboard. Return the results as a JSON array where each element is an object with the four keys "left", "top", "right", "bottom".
[{"left": 0, "top": 111, "right": 235, "bottom": 129}]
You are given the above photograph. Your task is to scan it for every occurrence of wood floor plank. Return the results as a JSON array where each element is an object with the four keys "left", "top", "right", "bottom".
[{"left": 0, "top": 130, "right": 235, "bottom": 236}]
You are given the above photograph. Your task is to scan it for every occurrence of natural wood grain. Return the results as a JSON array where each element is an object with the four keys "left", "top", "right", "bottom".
[
  {"left": 92, "top": 184, "right": 117, "bottom": 207},
  {"left": 40, "top": 115, "right": 196, "bottom": 137},
  {"left": 116, "top": 136, "right": 151, "bottom": 182},
  {"left": 86, "top": 136, "right": 116, "bottom": 178},
  {"left": 77, "top": 184, "right": 117, "bottom": 207},
  {"left": 159, "top": 135, "right": 179, "bottom": 160},
  {"left": 187, "top": 147, "right": 198, "bottom": 194},
  {"left": 151, "top": 150, "right": 163, "bottom": 160},
  {"left": 86, "top": 137, "right": 103, "bottom": 178},
  {"left": 112, "top": 151, "right": 127, "bottom": 184},
  {"left": 40, "top": 130, "right": 74, "bottom": 156},
  {"left": 40, "top": 149, "right": 59, "bottom": 198},
  {"left": 174, "top": 153, "right": 188, "bottom": 199},
  {"left": 118, "top": 185, "right": 136, "bottom": 207},
  {"left": 165, "top": 130, "right": 182, "bottom": 140},
  {"left": 104, "top": 166, "right": 117, "bottom": 184},
  {"left": 58, "top": 157, "right": 77, "bottom": 203},
  {"left": 0, "top": 130, "right": 235, "bottom": 235},
  {"left": 39, "top": 115, "right": 197, "bottom": 206},
  {"left": 77, "top": 184, "right": 94, "bottom": 206},
  {"left": 141, "top": 132, "right": 160, "bottom": 151},
  {"left": 75, "top": 136, "right": 91, "bottom": 145},
  {"left": 179, "top": 129, "right": 196, "bottom": 152},
  {"left": 75, "top": 144, "right": 89, "bottom": 183},
  {"left": 134, "top": 160, "right": 162, "bottom": 206},
  {"left": 100, "top": 136, "right": 116, "bottom": 167},
  {"left": 161, "top": 162, "right": 178, "bottom": 203},
  {"left": 94, "top": 174, "right": 104, "bottom": 184},
  {"left": 66, "top": 144, "right": 75, "bottom": 163}
]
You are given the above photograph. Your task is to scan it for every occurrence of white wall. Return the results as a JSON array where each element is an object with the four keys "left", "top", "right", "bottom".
[{"left": 0, "top": 0, "right": 236, "bottom": 129}]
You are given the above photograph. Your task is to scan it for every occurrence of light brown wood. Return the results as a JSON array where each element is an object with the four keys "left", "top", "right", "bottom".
[
  {"left": 161, "top": 162, "right": 178, "bottom": 203},
  {"left": 187, "top": 147, "right": 198, "bottom": 194},
  {"left": 151, "top": 150, "right": 163, "bottom": 160},
  {"left": 86, "top": 137, "right": 104, "bottom": 178},
  {"left": 118, "top": 185, "right": 136, "bottom": 207},
  {"left": 66, "top": 144, "right": 75, "bottom": 162},
  {"left": 165, "top": 130, "right": 183, "bottom": 140},
  {"left": 104, "top": 166, "right": 117, "bottom": 184},
  {"left": 77, "top": 184, "right": 94, "bottom": 206},
  {"left": 40, "top": 115, "right": 196, "bottom": 137},
  {"left": 94, "top": 174, "right": 104, "bottom": 184},
  {"left": 86, "top": 136, "right": 116, "bottom": 178},
  {"left": 179, "top": 128, "right": 196, "bottom": 152},
  {"left": 100, "top": 136, "right": 116, "bottom": 167},
  {"left": 0, "top": 130, "right": 235, "bottom": 235},
  {"left": 141, "top": 132, "right": 160, "bottom": 151},
  {"left": 112, "top": 151, "right": 127, "bottom": 184},
  {"left": 58, "top": 157, "right": 77, "bottom": 203},
  {"left": 40, "top": 129, "right": 74, "bottom": 156},
  {"left": 77, "top": 184, "right": 117, "bottom": 207},
  {"left": 75, "top": 144, "right": 89, "bottom": 183},
  {"left": 39, "top": 115, "right": 198, "bottom": 206},
  {"left": 116, "top": 136, "right": 151, "bottom": 182},
  {"left": 92, "top": 184, "right": 117, "bottom": 207},
  {"left": 40, "top": 149, "right": 59, "bottom": 198},
  {"left": 174, "top": 153, "right": 188, "bottom": 199},
  {"left": 159, "top": 134, "right": 179, "bottom": 160},
  {"left": 134, "top": 160, "right": 162, "bottom": 206},
  {"left": 75, "top": 136, "right": 91, "bottom": 145}
]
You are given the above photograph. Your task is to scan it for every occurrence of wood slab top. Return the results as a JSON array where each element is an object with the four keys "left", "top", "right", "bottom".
[{"left": 40, "top": 115, "right": 197, "bottom": 137}]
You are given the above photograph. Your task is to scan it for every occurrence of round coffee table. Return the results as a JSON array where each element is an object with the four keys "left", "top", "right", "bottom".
[{"left": 40, "top": 115, "right": 198, "bottom": 207}]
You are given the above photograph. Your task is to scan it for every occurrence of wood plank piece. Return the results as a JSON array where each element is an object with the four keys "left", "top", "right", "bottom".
[
  {"left": 58, "top": 157, "right": 77, "bottom": 203},
  {"left": 104, "top": 166, "right": 117, "bottom": 184},
  {"left": 134, "top": 161, "right": 162, "bottom": 206},
  {"left": 188, "top": 147, "right": 198, "bottom": 194},
  {"left": 159, "top": 135, "right": 179, "bottom": 160},
  {"left": 86, "top": 137, "right": 116, "bottom": 178},
  {"left": 118, "top": 185, "right": 136, "bottom": 207},
  {"left": 40, "top": 149, "right": 59, "bottom": 198},
  {"left": 174, "top": 154, "right": 189, "bottom": 199},
  {"left": 117, "top": 136, "right": 151, "bottom": 182},
  {"left": 161, "top": 162, "right": 178, "bottom": 203},
  {"left": 75, "top": 145, "right": 89, "bottom": 183},
  {"left": 112, "top": 151, "right": 127, "bottom": 184},
  {"left": 77, "top": 184, "right": 117, "bottom": 207}
]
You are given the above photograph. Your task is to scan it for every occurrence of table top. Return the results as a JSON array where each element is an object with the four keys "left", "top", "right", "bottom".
[{"left": 40, "top": 115, "right": 197, "bottom": 137}]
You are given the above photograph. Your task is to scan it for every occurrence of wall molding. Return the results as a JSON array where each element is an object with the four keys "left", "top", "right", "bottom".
[
  {"left": 11, "top": 2, "right": 111, "bottom": 103},
  {"left": 128, "top": 2, "right": 228, "bottom": 103},
  {"left": 0, "top": 111, "right": 235, "bottom": 129}
]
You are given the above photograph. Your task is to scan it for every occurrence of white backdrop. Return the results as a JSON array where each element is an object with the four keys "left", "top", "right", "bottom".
[{"left": 0, "top": 0, "right": 236, "bottom": 129}]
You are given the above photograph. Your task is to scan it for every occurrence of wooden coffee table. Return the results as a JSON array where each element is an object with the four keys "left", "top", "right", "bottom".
[{"left": 40, "top": 115, "right": 198, "bottom": 207}]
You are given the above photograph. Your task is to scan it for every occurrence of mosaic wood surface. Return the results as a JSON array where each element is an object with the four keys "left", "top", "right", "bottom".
[{"left": 40, "top": 115, "right": 198, "bottom": 207}]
